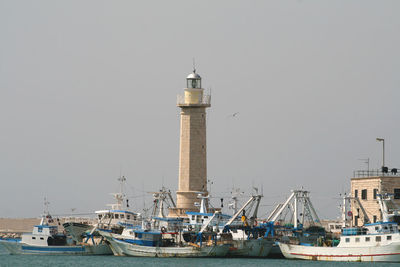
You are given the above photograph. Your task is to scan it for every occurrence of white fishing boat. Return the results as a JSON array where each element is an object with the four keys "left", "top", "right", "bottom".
[
  {"left": 0, "top": 200, "right": 110, "bottom": 255},
  {"left": 279, "top": 221, "right": 400, "bottom": 262},
  {"left": 63, "top": 176, "right": 141, "bottom": 242},
  {"left": 98, "top": 217, "right": 230, "bottom": 257},
  {"left": 278, "top": 194, "right": 400, "bottom": 262},
  {"left": 96, "top": 188, "right": 230, "bottom": 258}
]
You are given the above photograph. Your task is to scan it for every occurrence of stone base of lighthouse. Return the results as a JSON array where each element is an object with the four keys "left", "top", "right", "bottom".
[
  {"left": 169, "top": 191, "right": 206, "bottom": 217},
  {"left": 169, "top": 190, "right": 221, "bottom": 217}
]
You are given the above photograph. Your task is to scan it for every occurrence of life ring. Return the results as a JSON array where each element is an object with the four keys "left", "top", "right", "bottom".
[
  {"left": 188, "top": 225, "right": 193, "bottom": 231},
  {"left": 161, "top": 226, "right": 167, "bottom": 233},
  {"left": 347, "top": 211, "right": 353, "bottom": 217}
]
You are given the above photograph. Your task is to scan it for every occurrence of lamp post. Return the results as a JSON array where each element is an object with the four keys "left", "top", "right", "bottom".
[{"left": 376, "top": 138, "right": 385, "bottom": 168}]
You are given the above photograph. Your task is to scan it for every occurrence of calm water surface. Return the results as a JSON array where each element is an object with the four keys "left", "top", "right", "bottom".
[{"left": 0, "top": 245, "right": 396, "bottom": 267}]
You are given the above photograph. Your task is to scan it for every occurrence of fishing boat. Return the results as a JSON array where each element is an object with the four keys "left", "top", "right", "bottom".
[
  {"left": 278, "top": 194, "right": 400, "bottom": 262},
  {"left": 182, "top": 191, "right": 274, "bottom": 257},
  {"left": 63, "top": 176, "right": 141, "bottom": 243},
  {"left": 97, "top": 188, "right": 230, "bottom": 257},
  {"left": 220, "top": 193, "right": 274, "bottom": 257},
  {"left": 0, "top": 200, "right": 110, "bottom": 255},
  {"left": 265, "top": 189, "right": 326, "bottom": 257},
  {"left": 279, "top": 221, "right": 400, "bottom": 262},
  {"left": 98, "top": 216, "right": 230, "bottom": 257}
]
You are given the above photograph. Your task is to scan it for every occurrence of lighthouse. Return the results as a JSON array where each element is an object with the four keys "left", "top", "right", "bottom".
[{"left": 169, "top": 69, "right": 211, "bottom": 217}]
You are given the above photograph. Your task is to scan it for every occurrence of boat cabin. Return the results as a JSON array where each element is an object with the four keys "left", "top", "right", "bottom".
[
  {"left": 152, "top": 217, "right": 183, "bottom": 233},
  {"left": 95, "top": 209, "right": 141, "bottom": 229},
  {"left": 338, "top": 222, "right": 399, "bottom": 247},
  {"left": 21, "top": 225, "right": 67, "bottom": 246}
]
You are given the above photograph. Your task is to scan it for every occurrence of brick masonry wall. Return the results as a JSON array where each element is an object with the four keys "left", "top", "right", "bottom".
[{"left": 351, "top": 176, "right": 400, "bottom": 225}]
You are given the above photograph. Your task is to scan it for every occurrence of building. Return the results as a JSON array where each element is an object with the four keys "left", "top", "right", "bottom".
[
  {"left": 350, "top": 169, "right": 400, "bottom": 225},
  {"left": 168, "top": 70, "right": 211, "bottom": 217}
]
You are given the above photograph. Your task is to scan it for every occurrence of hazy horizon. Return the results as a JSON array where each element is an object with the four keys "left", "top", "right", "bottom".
[{"left": 1, "top": 0, "right": 399, "bottom": 220}]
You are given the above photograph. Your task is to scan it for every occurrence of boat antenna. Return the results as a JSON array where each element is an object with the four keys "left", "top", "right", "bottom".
[
  {"left": 142, "top": 180, "right": 146, "bottom": 214},
  {"left": 44, "top": 197, "right": 50, "bottom": 215}
]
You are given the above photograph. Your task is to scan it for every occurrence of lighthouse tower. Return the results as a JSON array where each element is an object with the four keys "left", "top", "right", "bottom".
[{"left": 169, "top": 69, "right": 211, "bottom": 217}]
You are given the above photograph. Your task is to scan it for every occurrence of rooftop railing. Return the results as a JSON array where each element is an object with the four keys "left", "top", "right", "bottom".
[{"left": 353, "top": 169, "right": 400, "bottom": 178}]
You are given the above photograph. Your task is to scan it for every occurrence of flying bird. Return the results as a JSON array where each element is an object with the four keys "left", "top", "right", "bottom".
[{"left": 227, "top": 112, "right": 240, "bottom": 118}]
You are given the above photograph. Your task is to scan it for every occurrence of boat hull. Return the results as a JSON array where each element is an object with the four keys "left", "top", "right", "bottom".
[
  {"left": 227, "top": 239, "right": 273, "bottom": 257},
  {"left": 111, "top": 238, "right": 230, "bottom": 257},
  {"left": 0, "top": 239, "right": 112, "bottom": 255},
  {"left": 279, "top": 242, "right": 400, "bottom": 262},
  {"left": 62, "top": 222, "right": 92, "bottom": 242},
  {"left": 99, "top": 231, "right": 230, "bottom": 258}
]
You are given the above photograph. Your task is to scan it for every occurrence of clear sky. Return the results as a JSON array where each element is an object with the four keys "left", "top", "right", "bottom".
[{"left": 1, "top": 0, "right": 399, "bottom": 219}]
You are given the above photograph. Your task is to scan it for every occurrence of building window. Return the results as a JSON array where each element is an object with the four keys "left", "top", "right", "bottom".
[
  {"left": 355, "top": 237, "right": 360, "bottom": 242},
  {"left": 373, "top": 189, "right": 378, "bottom": 199},
  {"left": 361, "top": 189, "right": 367, "bottom": 200},
  {"left": 394, "top": 189, "right": 400, "bottom": 199},
  {"left": 376, "top": 236, "right": 381, "bottom": 242},
  {"left": 387, "top": 236, "right": 392, "bottom": 240},
  {"left": 365, "top": 237, "right": 370, "bottom": 242},
  {"left": 354, "top": 189, "right": 358, "bottom": 198},
  {"left": 345, "top": 238, "right": 350, "bottom": 243},
  {"left": 373, "top": 216, "right": 377, "bottom": 223}
]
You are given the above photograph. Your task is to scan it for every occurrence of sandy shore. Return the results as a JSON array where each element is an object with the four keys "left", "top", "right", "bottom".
[{"left": 0, "top": 218, "right": 41, "bottom": 233}]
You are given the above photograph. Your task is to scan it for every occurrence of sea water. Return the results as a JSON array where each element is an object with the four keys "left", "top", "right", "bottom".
[{"left": 0, "top": 245, "right": 397, "bottom": 267}]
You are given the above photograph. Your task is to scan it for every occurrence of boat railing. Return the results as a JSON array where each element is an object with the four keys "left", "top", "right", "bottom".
[{"left": 63, "top": 217, "right": 95, "bottom": 225}]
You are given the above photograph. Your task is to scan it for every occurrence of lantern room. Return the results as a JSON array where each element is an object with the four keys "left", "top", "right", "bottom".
[{"left": 186, "top": 71, "right": 201, "bottom": 89}]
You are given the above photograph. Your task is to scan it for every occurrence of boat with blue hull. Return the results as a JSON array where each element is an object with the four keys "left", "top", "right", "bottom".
[
  {"left": 99, "top": 229, "right": 230, "bottom": 257},
  {"left": 99, "top": 215, "right": 231, "bottom": 257},
  {"left": 0, "top": 220, "right": 111, "bottom": 255},
  {"left": 0, "top": 200, "right": 112, "bottom": 255}
]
